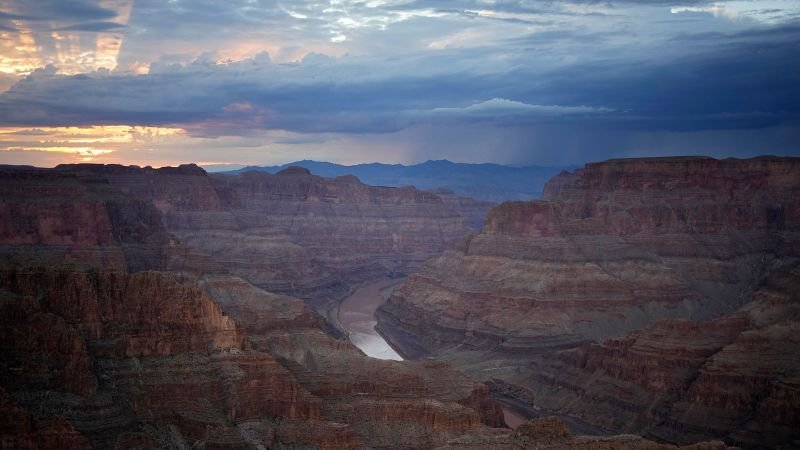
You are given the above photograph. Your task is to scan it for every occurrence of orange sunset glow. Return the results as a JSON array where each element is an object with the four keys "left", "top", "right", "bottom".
[{"left": 0, "top": 126, "right": 185, "bottom": 162}]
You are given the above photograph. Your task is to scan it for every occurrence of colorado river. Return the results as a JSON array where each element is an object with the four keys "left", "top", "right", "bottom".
[
  {"left": 337, "top": 278, "right": 404, "bottom": 361},
  {"left": 501, "top": 407, "right": 527, "bottom": 429},
  {"left": 336, "top": 277, "right": 527, "bottom": 429}
]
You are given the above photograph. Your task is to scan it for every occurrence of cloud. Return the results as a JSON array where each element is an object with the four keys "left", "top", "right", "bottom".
[
  {"left": 0, "top": 0, "right": 799, "bottom": 168},
  {"left": 1, "top": 16, "right": 797, "bottom": 137},
  {"left": 428, "top": 98, "right": 612, "bottom": 117},
  {"left": 671, "top": 3, "right": 738, "bottom": 20},
  {"left": 0, "top": 0, "right": 118, "bottom": 22},
  {"left": 57, "top": 21, "right": 126, "bottom": 32}
]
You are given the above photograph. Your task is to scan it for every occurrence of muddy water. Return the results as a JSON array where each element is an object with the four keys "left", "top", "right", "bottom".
[
  {"left": 337, "top": 278, "right": 527, "bottom": 428},
  {"left": 337, "top": 278, "right": 403, "bottom": 361},
  {"left": 502, "top": 407, "right": 527, "bottom": 429}
]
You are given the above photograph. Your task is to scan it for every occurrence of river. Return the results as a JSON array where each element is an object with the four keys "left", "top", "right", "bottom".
[
  {"left": 336, "top": 277, "right": 527, "bottom": 429},
  {"left": 337, "top": 278, "right": 403, "bottom": 361}
]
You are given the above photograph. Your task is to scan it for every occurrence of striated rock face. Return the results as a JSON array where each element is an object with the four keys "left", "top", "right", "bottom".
[
  {"left": 0, "top": 165, "right": 513, "bottom": 449},
  {"left": 0, "top": 168, "right": 169, "bottom": 272},
  {"left": 377, "top": 156, "right": 800, "bottom": 448},
  {"left": 434, "top": 417, "right": 734, "bottom": 450},
  {"left": 50, "top": 164, "right": 474, "bottom": 314},
  {"left": 0, "top": 172, "right": 114, "bottom": 247},
  {"left": 205, "top": 169, "right": 469, "bottom": 304},
  {"left": 431, "top": 188, "right": 496, "bottom": 230},
  {"left": 516, "top": 416, "right": 571, "bottom": 441},
  {"left": 524, "top": 264, "right": 800, "bottom": 448},
  {"left": 199, "top": 273, "right": 509, "bottom": 447},
  {"left": 0, "top": 270, "right": 247, "bottom": 360},
  {"left": 0, "top": 268, "right": 329, "bottom": 449},
  {"left": 0, "top": 160, "right": 781, "bottom": 449},
  {"left": 0, "top": 386, "right": 91, "bottom": 450},
  {"left": 53, "top": 163, "right": 234, "bottom": 231},
  {"left": 0, "top": 262, "right": 508, "bottom": 449}
]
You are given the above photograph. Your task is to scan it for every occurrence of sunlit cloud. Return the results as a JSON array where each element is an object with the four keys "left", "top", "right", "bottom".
[
  {"left": 0, "top": 125, "right": 185, "bottom": 162},
  {"left": 0, "top": 29, "right": 43, "bottom": 76},
  {"left": 671, "top": 3, "right": 739, "bottom": 20},
  {"left": 428, "top": 98, "right": 613, "bottom": 117},
  {"left": 4, "top": 146, "right": 113, "bottom": 162},
  {"left": 0, "top": 0, "right": 133, "bottom": 79}
]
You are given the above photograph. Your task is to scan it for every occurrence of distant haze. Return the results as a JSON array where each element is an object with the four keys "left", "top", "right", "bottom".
[{"left": 217, "top": 160, "right": 576, "bottom": 202}]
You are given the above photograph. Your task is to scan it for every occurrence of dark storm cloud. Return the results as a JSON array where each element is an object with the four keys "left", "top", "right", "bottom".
[
  {"left": 384, "top": 0, "right": 721, "bottom": 17},
  {"left": 0, "top": 0, "right": 118, "bottom": 22},
  {"left": 385, "top": 1, "right": 555, "bottom": 16},
  {"left": 669, "top": 21, "right": 800, "bottom": 41},
  {"left": 511, "top": 23, "right": 800, "bottom": 130},
  {"left": 0, "top": 0, "right": 120, "bottom": 35},
  {"left": 0, "top": 11, "right": 27, "bottom": 21},
  {"left": 57, "top": 21, "right": 126, "bottom": 32},
  {"left": 504, "top": 28, "right": 634, "bottom": 45},
  {"left": 127, "top": 0, "right": 289, "bottom": 30},
  {"left": 1, "top": 0, "right": 799, "bottom": 167},
  {"left": 1, "top": 17, "right": 798, "bottom": 138}
]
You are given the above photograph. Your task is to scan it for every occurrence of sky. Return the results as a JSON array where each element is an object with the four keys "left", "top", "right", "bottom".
[{"left": 0, "top": 0, "right": 798, "bottom": 168}]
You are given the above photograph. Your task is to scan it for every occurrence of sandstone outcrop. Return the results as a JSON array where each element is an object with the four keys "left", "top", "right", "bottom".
[{"left": 377, "top": 156, "right": 800, "bottom": 448}]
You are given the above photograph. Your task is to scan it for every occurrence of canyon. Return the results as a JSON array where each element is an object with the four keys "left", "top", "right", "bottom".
[
  {"left": 0, "top": 157, "right": 791, "bottom": 448},
  {"left": 46, "top": 163, "right": 478, "bottom": 317},
  {"left": 0, "top": 165, "right": 510, "bottom": 449},
  {"left": 377, "top": 156, "right": 800, "bottom": 449}
]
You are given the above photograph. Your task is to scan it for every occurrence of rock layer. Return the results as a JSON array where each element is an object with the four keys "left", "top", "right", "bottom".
[
  {"left": 377, "top": 156, "right": 800, "bottom": 448},
  {"left": 522, "top": 264, "right": 800, "bottom": 448},
  {"left": 49, "top": 164, "right": 473, "bottom": 314},
  {"left": 0, "top": 166, "right": 509, "bottom": 449},
  {"left": 0, "top": 161, "right": 770, "bottom": 449},
  {"left": 206, "top": 168, "right": 468, "bottom": 306},
  {"left": 431, "top": 188, "right": 496, "bottom": 230}
]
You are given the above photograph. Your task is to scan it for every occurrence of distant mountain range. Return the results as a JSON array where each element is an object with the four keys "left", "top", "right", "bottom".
[{"left": 213, "top": 160, "right": 576, "bottom": 202}]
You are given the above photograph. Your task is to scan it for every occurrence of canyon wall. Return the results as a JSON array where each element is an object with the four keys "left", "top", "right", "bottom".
[
  {"left": 50, "top": 164, "right": 471, "bottom": 313},
  {"left": 521, "top": 264, "right": 800, "bottom": 449},
  {"left": 0, "top": 166, "right": 509, "bottom": 449},
  {"left": 377, "top": 156, "right": 800, "bottom": 448},
  {"left": 206, "top": 167, "right": 469, "bottom": 305},
  {"left": 0, "top": 161, "right": 764, "bottom": 448}
]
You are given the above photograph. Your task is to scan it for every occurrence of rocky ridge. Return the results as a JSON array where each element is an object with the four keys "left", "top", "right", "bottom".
[{"left": 376, "top": 156, "right": 800, "bottom": 448}]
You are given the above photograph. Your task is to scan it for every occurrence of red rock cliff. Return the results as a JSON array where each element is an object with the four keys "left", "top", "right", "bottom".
[{"left": 377, "top": 156, "right": 800, "bottom": 448}]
